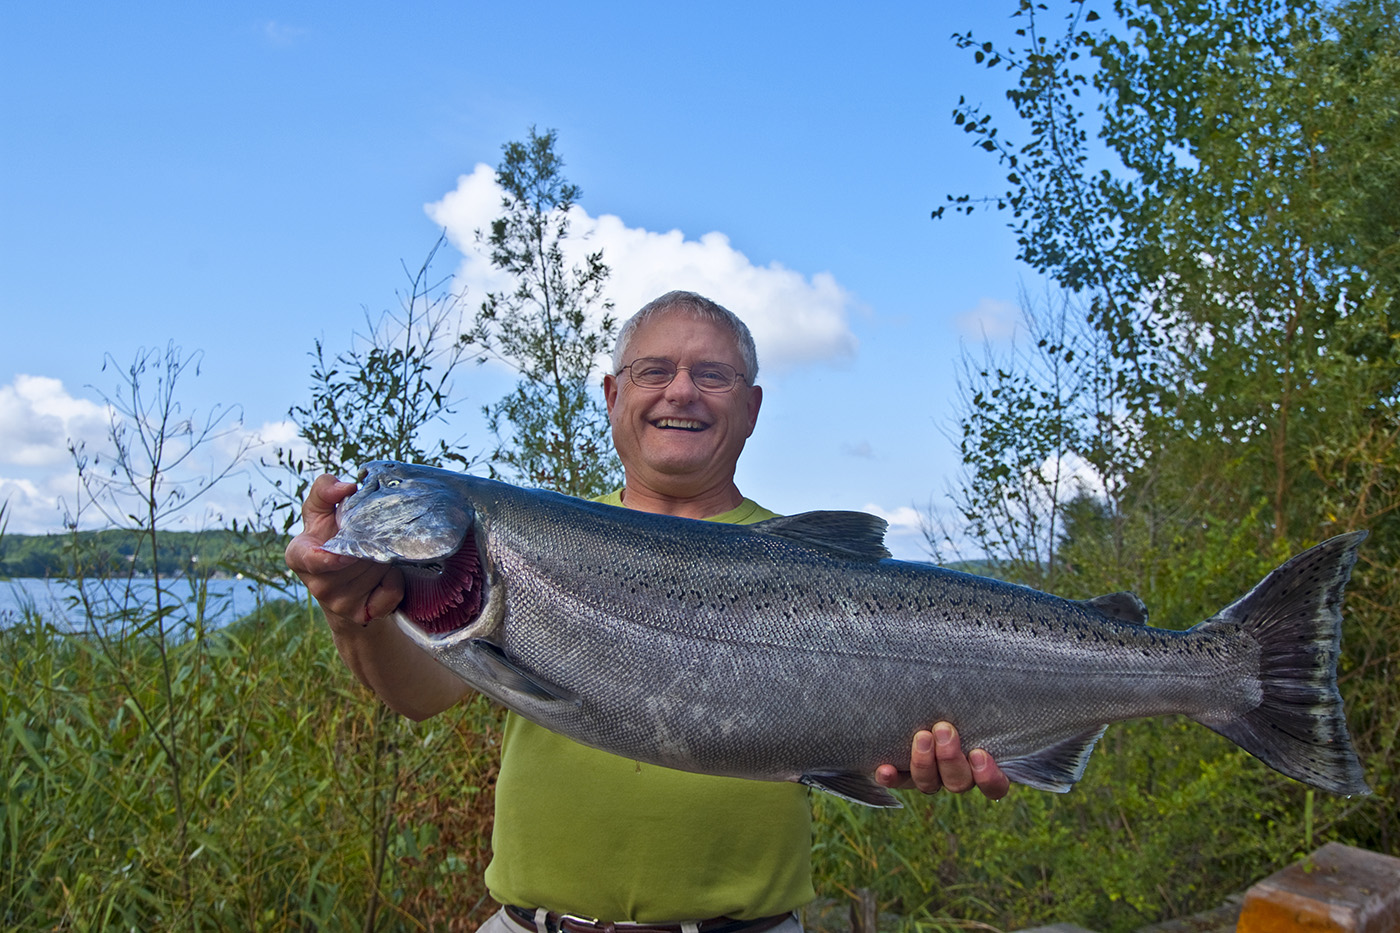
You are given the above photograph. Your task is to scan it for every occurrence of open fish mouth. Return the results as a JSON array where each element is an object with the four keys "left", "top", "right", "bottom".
[
  {"left": 399, "top": 540, "right": 483, "bottom": 635},
  {"left": 323, "top": 461, "right": 487, "bottom": 636}
]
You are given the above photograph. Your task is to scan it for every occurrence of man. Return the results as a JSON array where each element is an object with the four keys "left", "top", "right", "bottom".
[{"left": 286, "top": 290, "right": 1008, "bottom": 930}]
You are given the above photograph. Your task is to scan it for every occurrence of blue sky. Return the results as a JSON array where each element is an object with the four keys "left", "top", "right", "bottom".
[{"left": 1, "top": 2, "right": 1033, "bottom": 558}]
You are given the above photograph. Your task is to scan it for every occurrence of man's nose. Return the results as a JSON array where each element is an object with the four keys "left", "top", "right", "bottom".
[{"left": 663, "top": 367, "right": 703, "bottom": 400}]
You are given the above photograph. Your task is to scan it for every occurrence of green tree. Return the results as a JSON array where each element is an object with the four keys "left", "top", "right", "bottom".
[
  {"left": 943, "top": 0, "right": 1400, "bottom": 551},
  {"left": 936, "top": 0, "right": 1400, "bottom": 902},
  {"left": 934, "top": 288, "right": 1102, "bottom": 590},
  {"left": 465, "top": 127, "right": 621, "bottom": 498}
]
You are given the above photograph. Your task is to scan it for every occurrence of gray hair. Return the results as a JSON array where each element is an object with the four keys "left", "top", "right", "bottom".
[{"left": 612, "top": 290, "right": 760, "bottom": 382}]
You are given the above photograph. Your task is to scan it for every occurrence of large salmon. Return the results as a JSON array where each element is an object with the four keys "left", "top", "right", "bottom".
[{"left": 322, "top": 460, "right": 1370, "bottom": 806}]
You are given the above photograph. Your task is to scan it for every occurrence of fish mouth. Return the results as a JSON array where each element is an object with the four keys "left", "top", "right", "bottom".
[{"left": 398, "top": 535, "right": 484, "bottom": 636}]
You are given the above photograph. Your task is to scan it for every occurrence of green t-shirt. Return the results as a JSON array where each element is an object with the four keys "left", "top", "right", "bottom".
[{"left": 483, "top": 493, "right": 815, "bottom": 921}]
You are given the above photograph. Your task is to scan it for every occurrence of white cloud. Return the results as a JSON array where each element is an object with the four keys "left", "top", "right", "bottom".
[
  {"left": 0, "top": 377, "right": 307, "bottom": 535},
  {"left": 0, "top": 375, "right": 112, "bottom": 532},
  {"left": 0, "top": 375, "right": 109, "bottom": 467},
  {"left": 0, "top": 476, "right": 64, "bottom": 535},
  {"left": 954, "top": 297, "right": 1022, "bottom": 341},
  {"left": 862, "top": 502, "right": 923, "bottom": 537},
  {"left": 1038, "top": 452, "right": 1107, "bottom": 502},
  {"left": 425, "top": 165, "right": 859, "bottom": 374},
  {"left": 220, "top": 417, "right": 300, "bottom": 465}
]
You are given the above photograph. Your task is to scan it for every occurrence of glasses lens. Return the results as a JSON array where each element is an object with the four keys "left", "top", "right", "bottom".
[
  {"left": 628, "top": 358, "right": 677, "bottom": 388},
  {"left": 691, "top": 362, "right": 738, "bottom": 391},
  {"left": 626, "top": 358, "right": 742, "bottom": 392}
]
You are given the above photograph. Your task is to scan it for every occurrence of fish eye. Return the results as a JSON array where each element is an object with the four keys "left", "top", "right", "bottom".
[{"left": 384, "top": 479, "right": 401, "bottom": 487}]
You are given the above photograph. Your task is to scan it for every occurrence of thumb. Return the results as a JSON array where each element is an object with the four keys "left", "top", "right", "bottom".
[{"left": 301, "top": 473, "right": 357, "bottom": 534}]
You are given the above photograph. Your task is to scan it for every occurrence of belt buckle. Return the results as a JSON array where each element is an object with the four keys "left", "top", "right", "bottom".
[{"left": 558, "top": 913, "right": 613, "bottom": 933}]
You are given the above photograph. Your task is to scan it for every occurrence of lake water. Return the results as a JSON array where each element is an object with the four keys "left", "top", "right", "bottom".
[{"left": 0, "top": 576, "right": 307, "bottom": 631}]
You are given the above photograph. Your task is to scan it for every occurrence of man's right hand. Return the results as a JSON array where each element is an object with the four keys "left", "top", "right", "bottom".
[
  {"left": 285, "top": 473, "right": 468, "bottom": 720},
  {"left": 284, "top": 473, "right": 404, "bottom": 627}
]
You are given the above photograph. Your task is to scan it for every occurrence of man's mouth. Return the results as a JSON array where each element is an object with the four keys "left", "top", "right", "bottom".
[{"left": 653, "top": 418, "right": 707, "bottom": 431}]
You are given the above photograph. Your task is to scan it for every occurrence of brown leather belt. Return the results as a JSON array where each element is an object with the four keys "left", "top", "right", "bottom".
[{"left": 504, "top": 904, "right": 794, "bottom": 933}]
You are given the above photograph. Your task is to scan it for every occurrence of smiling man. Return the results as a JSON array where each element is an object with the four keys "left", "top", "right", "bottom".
[
  {"left": 286, "top": 289, "right": 1007, "bottom": 932},
  {"left": 601, "top": 298, "right": 764, "bottom": 518}
]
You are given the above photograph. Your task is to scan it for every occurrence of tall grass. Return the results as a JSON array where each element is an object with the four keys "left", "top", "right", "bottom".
[
  {"left": 0, "top": 595, "right": 506, "bottom": 931},
  {"left": 0, "top": 342, "right": 509, "bottom": 932}
]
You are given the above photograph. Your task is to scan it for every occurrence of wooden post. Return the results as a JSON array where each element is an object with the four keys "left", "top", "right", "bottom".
[{"left": 850, "top": 888, "right": 878, "bottom": 933}]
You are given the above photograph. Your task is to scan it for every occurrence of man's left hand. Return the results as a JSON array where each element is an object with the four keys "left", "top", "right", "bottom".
[{"left": 875, "top": 721, "right": 1010, "bottom": 800}]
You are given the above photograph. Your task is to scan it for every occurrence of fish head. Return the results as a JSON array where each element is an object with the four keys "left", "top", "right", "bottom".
[
  {"left": 324, "top": 460, "right": 472, "bottom": 562},
  {"left": 323, "top": 460, "right": 493, "bottom": 637}
]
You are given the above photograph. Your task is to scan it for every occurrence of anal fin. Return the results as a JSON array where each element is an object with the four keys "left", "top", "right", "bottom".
[{"left": 998, "top": 726, "right": 1109, "bottom": 793}]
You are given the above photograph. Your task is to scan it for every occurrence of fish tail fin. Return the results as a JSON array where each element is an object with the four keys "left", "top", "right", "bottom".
[{"left": 1193, "top": 531, "right": 1370, "bottom": 796}]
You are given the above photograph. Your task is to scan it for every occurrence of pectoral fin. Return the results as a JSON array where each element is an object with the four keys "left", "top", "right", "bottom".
[
  {"left": 469, "top": 639, "right": 580, "bottom": 706},
  {"left": 799, "top": 771, "right": 903, "bottom": 808}
]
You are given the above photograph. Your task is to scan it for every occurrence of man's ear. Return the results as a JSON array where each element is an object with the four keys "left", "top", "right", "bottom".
[
  {"left": 603, "top": 373, "right": 620, "bottom": 417},
  {"left": 745, "top": 385, "right": 763, "bottom": 437}
]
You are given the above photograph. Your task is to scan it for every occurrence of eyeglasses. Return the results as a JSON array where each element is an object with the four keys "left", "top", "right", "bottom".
[{"left": 621, "top": 357, "right": 747, "bottom": 394}]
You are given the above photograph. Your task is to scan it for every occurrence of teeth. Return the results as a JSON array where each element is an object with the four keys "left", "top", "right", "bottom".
[{"left": 656, "top": 418, "right": 705, "bottom": 430}]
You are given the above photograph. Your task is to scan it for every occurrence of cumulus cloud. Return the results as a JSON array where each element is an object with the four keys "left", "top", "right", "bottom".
[
  {"left": 0, "top": 375, "right": 109, "bottom": 468},
  {"left": 0, "top": 476, "right": 62, "bottom": 535},
  {"left": 954, "top": 297, "right": 1022, "bottom": 341},
  {"left": 220, "top": 417, "right": 301, "bottom": 465},
  {"left": 862, "top": 503, "right": 923, "bottom": 537},
  {"left": 425, "top": 165, "right": 859, "bottom": 374},
  {"left": 0, "top": 376, "right": 309, "bottom": 534},
  {"left": 0, "top": 375, "right": 109, "bottom": 532},
  {"left": 1038, "top": 452, "right": 1107, "bottom": 502}
]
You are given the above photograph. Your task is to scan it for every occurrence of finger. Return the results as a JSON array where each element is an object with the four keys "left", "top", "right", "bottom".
[
  {"left": 908, "top": 730, "right": 943, "bottom": 794},
  {"left": 876, "top": 730, "right": 945, "bottom": 792},
  {"left": 933, "top": 722, "right": 976, "bottom": 794},
  {"left": 970, "top": 748, "right": 1011, "bottom": 801},
  {"left": 874, "top": 763, "right": 908, "bottom": 789},
  {"left": 297, "top": 558, "right": 401, "bottom": 626},
  {"left": 301, "top": 474, "right": 358, "bottom": 534},
  {"left": 361, "top": 566, "right": 405, "bottom": 623},
  {"left": 285, "top": 474, "right": 360, "bottom": 576},
  {"left": 285, "top": 531, "right": 355, "bottom": 572}
]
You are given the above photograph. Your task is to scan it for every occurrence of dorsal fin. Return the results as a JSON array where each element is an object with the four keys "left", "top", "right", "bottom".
[
  {"left": 1079, "top": 591, "right": 1149, "bottom": 625},
  {"left": 754, "top": 511, "right": 892, "bottom": 562}
]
